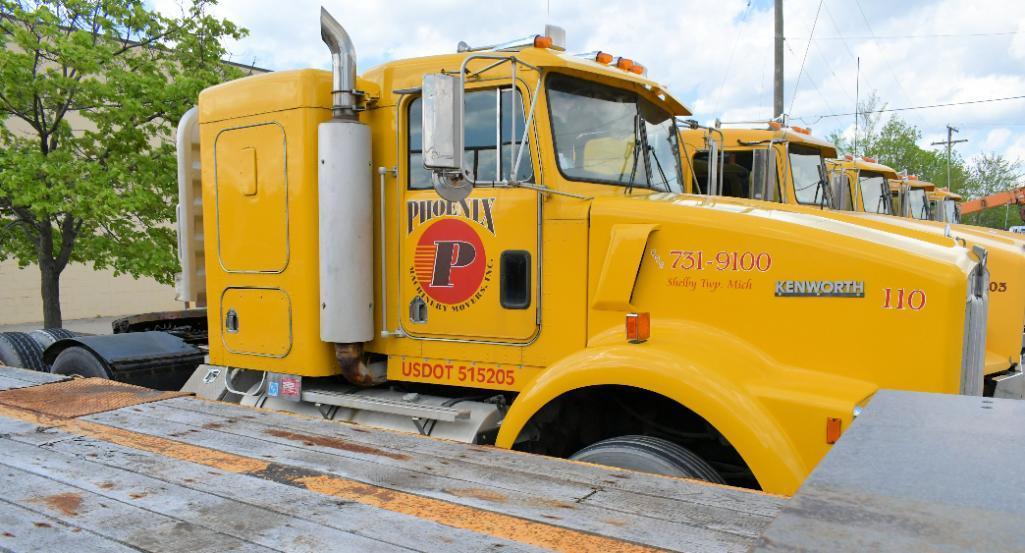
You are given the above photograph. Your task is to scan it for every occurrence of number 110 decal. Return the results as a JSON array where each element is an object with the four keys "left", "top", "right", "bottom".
[{"left": 882, "top": 288, "right": 927, "bottom": 311}]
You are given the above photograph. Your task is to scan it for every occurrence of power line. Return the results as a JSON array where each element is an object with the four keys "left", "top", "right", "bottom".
[
  {"left": 790, "top": 31, "right": 1019, "bottom": 40},
  {"left": 792, "top": 94, "right": 1025, "bottom": 122},
  {"left": 788, "top": 0, "right": 824, "bottom": 116},
  {"left": 785, "top": 40, "right": 835, "bottom": 115},
  {"left": 712, "top": 0, "right": 754, "bottom": 115},
  {"left": 852, "top": 0, "right": 915, "bottom": 107}
]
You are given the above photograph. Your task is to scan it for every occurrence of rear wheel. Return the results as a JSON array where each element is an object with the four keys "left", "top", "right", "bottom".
[
  {"left": 0, "top": 332, "right": 47, "bottom": 372},
  {"left": 570, "top": 435, "right": 725, "bottom": 483},
  {"left": 28, "top": 328, "right": 80, "bottom": 350},
  {"left": 49, "top": 346, "right": 113, "bottom": 379}
]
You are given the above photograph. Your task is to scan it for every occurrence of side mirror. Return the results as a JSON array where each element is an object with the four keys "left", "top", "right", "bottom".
[
  {"left": 421, "top": 73, "right": 462, "bottom": 170},
  {"left": 421, "top": 73, "right": 472, "bottom": 201},
  {"left": 829, "top": 173, "right": 850, "bottom": 210},
  {"left": 751, "top": 149, "right": 778, "bottom": 202}
]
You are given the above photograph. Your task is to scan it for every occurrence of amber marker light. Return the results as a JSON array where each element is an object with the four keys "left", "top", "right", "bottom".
[
  {"left": 533, "top": 35, "right": 553, "bottom": 49},
  {"left": 595, "top": 51, "right": 613, "bottom": 64},
  {"left": 826, "top": 417, "right": 842, "bottom": 444},
  {"left": 616, "top": 57, "right": 634, "bottom": 71},
  {"left": 768, "top": 121, "right": 782, "bottom": 130},
  {"left": 628, "top": 63, "right": 646, "bottom": 75},
  {"left": 625, "top": 312, "right": 650, "bottom": 343},
  {"left": 862, "top": 155, "right": 877, "bottom": 163}
]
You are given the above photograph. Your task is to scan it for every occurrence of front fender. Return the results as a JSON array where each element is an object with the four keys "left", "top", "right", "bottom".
[{"left": 497, "top": 322, "right": 876, "bottom": 495}]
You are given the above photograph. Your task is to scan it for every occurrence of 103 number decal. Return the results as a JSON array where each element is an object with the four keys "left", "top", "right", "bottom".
[{"left": 669, "top": 250, "right": 772, "bottom": 272}]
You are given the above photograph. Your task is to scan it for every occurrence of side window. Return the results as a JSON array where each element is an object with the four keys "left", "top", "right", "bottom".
[
  {"left": 693, "top": 150, "right": 779, "bottom": 201},
  {"left": 408, "top": 88, "right": 533, "bottom": 189}
]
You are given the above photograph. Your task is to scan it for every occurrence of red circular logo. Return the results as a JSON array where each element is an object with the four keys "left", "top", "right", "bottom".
[{"left": 413, "top": 219, "right": 486, "bottom": 304}]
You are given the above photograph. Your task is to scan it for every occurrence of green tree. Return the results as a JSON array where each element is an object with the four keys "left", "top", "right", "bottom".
[
  {"left": 826, "top": 92, "right": 885, "bottom": 158},
  {"left": 0, "top": 0, "right": 246, "bottom": 327}
]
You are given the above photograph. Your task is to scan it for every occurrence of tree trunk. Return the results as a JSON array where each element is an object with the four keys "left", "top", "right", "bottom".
[{"left": 39, "top": 261, "right": 63, "bottom": 329}]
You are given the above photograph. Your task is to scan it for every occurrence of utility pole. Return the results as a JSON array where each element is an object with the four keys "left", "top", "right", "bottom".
[
  {"left": 931, "top": 125, "right": 968, "bottom": 189},
  {"left": 774, "top": 0, "right": 784, "bottom": 120}
]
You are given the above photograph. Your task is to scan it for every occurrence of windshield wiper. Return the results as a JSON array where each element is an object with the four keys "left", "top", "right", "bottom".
[{"left": 648, "top": 143, "right": 671, "bottom": 192}]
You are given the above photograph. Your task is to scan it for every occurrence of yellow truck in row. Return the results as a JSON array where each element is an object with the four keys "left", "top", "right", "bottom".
[
  {"left": 35, "top": 9, "right": 995, "bottom": 496},
  {"left": 679, "top": 126, "right": 1024, "bottom": 393}
]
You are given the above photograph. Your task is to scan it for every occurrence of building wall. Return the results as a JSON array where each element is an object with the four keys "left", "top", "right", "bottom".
[{"left": 0, "top": 260, "right": 182, "bottom": 324}]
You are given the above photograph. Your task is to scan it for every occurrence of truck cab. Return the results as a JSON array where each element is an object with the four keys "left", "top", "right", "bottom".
[
  {"left": 930, "top": 188, "right": 963, "bottom": 224},
  {"left": 48, "top": 10, "right": 993, "bottom": 497},
  {"left": 679, "top": 127, "right": 1024, "bottom": 393},
  {"left": 890, "top": 175, "right": 936, "bottom": 220}
]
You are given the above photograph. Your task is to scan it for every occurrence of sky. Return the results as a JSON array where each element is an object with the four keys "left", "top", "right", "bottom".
[{"left": 152, "top": 0, "right": 1025, "bottom": 164}]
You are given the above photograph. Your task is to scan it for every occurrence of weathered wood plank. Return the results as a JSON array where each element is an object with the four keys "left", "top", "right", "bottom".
[
  {"left": 3, "top": 424, "right": 544, "bottom": 553},
  {"left": 0, "top": 367, "right": 66, "bottom": 391},
  {"left": 140, "top": 399, "right": 778, "bottom": 539},
  {"left": 156, "top": 396, "right": 785, "bottom": 517},
  {"left": 0, "top": 498, "right": 137, "bottom": 553},
  {"left": 86, "top": 402, "right": 768, "bottom": 552},
  {"left": 0, "top": 460, "right": 280, "bottom": 553},
  {"left": 0, "top": 435, "right": 417, "bottom": 553}
]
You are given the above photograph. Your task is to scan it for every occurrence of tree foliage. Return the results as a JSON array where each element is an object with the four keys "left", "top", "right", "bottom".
[
  {"left": 825, "top": 90, "right": 1024, "bottom": 230},
  {"left": 0, "top": 0, "right": 246, "bottom": 327}
]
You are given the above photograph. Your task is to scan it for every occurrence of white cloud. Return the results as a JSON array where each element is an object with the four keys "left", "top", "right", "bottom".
[{"left": 150, "top": 0, "right": 1025, "bottom": 163}]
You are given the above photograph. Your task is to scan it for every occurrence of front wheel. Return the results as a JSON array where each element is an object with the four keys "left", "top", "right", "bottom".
[{"left": 569, "top": 435, "right": 725, "bottom": 484}]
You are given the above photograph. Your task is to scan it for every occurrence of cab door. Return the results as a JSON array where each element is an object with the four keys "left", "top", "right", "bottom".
[{"left": 400, "top": 86, "right": 539, "bottom": 342}]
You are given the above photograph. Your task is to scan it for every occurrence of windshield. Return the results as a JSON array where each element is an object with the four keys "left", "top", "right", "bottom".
[
  {"left": 944, "top": 199, "right": 960, "bottom": 223},
  {"left": 789, "top": 145, "right": 828, "bottom": 205},
  {"left": 547, "top": 74, "right": 682, "bottom": 193},
  {"left": 859, "top": 172, "right": 891, "bottom": 214},
  {"left": 907, "top": 189, "right": 929, "bottom": 219}
]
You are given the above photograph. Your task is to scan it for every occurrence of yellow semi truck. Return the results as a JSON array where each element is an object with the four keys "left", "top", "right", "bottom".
[
  {"left": 40, "top": 10, "right": 991, "bottom": 496},
  {"left": 930, "top": 187, "right": 963, "bottom": 224},
  {"left": 679, "top": 127, "right": 1025, "bottom": 389}
]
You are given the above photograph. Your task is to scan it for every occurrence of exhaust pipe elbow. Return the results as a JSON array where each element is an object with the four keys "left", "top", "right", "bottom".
[{"left": 320, "top": 7, "right": 358, "bottom": 117}]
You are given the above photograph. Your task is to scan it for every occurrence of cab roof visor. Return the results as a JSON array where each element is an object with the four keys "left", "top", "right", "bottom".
[{"left": 320, "top": 7, "right": 358, "bottom": 117}]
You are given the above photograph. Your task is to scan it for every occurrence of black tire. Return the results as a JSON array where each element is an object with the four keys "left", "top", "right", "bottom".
[
  {"left": 29, "top": 328, "right": 80, "bottom": 350},
  {"left": 0, "top": 332, "right": 47, "bottom": 372},
  {"left": 49, "top": 346, "right": 113, "bottom": 379},
  {"left": 569, "top": 435, "right": 725, "bottom": 484}
]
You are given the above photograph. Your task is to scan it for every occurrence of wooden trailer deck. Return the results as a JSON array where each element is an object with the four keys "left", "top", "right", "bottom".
[{"left": 0, "top": 366, "right": 784, "bottom": 552}]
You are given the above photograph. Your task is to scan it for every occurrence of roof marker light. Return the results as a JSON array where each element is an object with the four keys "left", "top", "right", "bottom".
[
  {"left": 533, "top": 35, "right": 553, "bottom": 49},
  {"left": 615, "top": 57, "right": 634, "bottom": 71},
  {"left": 595, "top": 51, "right": 613, "bottom": 64},
  {"left": 862, "top": 156, "right": 877, "bottom": 163},
  {"left": 628, "top": 63, "right": 646, "bottom": 76}
]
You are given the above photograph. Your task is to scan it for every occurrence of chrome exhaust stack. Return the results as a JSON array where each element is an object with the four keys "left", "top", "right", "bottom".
[
  {"left": 320, "top": 7, "right": 358, "bottom": 119},
  {"left": 317, "top": 7, "right": 380, "bottom": 385}
]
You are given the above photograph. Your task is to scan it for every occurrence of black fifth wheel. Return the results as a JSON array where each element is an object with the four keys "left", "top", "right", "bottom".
[{"left": 44, "top": 331, "right": 204, "bottom": 391}]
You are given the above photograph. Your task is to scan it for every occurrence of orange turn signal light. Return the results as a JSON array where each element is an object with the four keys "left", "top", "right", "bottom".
[
  {"left": 616, "top": 57, "right": 634, "bottom": 71},
  {"left": 533, "top": 35, "right": 553, "bottom": 49},
  {"left": 595, "top": 51, "right": 613, "bottom": 64},
  {"left": 826, "top": 417, "right": 842, "bottom": 444},
  {"left": 862, "top": 155, "right": 877, "bottom": 163},
  {"left": 626, "top": 312, "right": 650, "bottom": 343}
]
